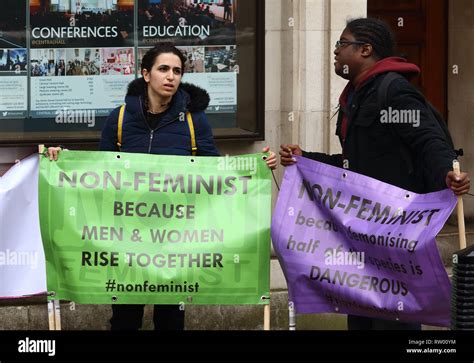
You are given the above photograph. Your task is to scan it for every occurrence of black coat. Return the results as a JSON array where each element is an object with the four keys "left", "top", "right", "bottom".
[{"left": 303, "top": 73, "right": 456, "bottom": 193}]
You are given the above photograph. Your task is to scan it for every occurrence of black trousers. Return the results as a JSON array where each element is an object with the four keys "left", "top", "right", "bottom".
[
  {"left": 347, "top": 315, "right": 421, "bottom": 330},
  {"left": 110, "top": 304, "right": 185, "bottom": 330}
]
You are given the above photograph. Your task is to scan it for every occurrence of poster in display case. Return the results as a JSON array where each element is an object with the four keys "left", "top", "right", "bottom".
[{"left": 0, "top": 0, "right": 264, "bottom": 144}]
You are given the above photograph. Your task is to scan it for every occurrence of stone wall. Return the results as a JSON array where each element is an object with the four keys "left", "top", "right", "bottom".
[{"left": 448, "top": 0, "right": 474, "bottom": 219}]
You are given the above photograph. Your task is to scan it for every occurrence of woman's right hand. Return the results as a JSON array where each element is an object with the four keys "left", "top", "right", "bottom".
[{"left": 47, "top": 147, "right": 62, "bottom": 161}]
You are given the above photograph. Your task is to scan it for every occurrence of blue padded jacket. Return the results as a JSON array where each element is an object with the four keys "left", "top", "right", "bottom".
[{"left": 99, "top": 77, "right": 220, "bottom": 156}]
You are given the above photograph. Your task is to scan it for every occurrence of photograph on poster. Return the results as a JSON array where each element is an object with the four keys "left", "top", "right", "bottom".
[
  {"left": 0, "top": 0, "right": 27, "bottom": 48},
  {"left": 0, "top": 49, "right": 27, "bottom": 76},
  {"left": 138, "top": 0, "right": 236, "bottom": 46},
  {"left": 181, "top": 46, "right": 205, "bottom": 73},
  {"left": 101, "top": 48, "right": 135, "bottom": 75},
  {"left": 55, "top": 49, "right": 67, "bottom": 76},
  {"left": 0, "top": 0, "right": 258, "bottom": 139},
  {"left": 137, "top": 45, "right": 204, "bottom": 73},
  {"left": 137, "top": 46, "right": 151, "bottom": 73},
  {"left": 30, "top": 48, "right": 66, "bottom": 77},
  {"left": 66, "top": 48, "right": 101, "bottom": 76},
  {"left": 205, "top": 45, "right": 236, "bottom": 73},
  {"left": 30, "top": 0, "right": 134, "bottom": 48}
]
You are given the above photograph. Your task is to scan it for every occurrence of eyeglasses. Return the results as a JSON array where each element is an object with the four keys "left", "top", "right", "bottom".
[{"left": 335, "top": 40, "right": 367, "bottom": 49}]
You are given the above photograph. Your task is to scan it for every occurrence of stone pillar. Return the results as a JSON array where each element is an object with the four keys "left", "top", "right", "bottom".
[
  {"left": 448, "top": 0, "right": 474, "bottom": 219},
  {"left": 267, "top": 0, "right": 367, "bottom": 171},
  {"left": 265, "top": 0, "right": 367, "bottom": 294}
]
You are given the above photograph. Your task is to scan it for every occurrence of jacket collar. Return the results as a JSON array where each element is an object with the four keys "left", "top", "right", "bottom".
[{"left": 339, "top": 56, "right": 421, "bottom": 106}]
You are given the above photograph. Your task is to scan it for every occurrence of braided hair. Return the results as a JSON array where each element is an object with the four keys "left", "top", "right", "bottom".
[{"left": 346, "top": 18, "right": 395, "bottom": 60}]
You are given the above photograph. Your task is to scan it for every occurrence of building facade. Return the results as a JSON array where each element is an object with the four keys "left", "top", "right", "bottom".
[{"left": 0, "top": 0, "right": 472, "bottom": 330}]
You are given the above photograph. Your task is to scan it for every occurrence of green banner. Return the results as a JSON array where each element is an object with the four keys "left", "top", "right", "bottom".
[{"left": 39, "top": 151, "right": 271, "bottom": 305}]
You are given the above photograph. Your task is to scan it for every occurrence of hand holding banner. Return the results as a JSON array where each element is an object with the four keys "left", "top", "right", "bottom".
[
  {"left": 39, "top": 151, "right": 271, "bottom": 305},
  {"left": 272, "top": 157, "right": 456, "bottom": 327}
]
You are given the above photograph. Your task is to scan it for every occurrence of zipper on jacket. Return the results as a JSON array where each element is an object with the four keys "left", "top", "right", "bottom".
[
  {"left": 139, "top": 95, "right": 188, "bottom": 154},
  {"left": 148, "top": 130, "right": 154, "bottom": 153},
  {"left": 139, "top": 96, "right": 155, "bottom": 154}
]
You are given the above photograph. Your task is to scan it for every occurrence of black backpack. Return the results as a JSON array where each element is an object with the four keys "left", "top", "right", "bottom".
[{"left": 376, "top": 72, "right": 463, "bottom": 174}]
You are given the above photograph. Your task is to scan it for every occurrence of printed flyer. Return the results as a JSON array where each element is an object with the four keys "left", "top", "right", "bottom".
[
  {"left": 29, "top": 0, "right": 135, "bottom": 118},
  {"left": 137, "top": 0, "right": 237, "bottom": 118},
  {"left": 0, "top": 0, "right": 28, "bottom": 119}
]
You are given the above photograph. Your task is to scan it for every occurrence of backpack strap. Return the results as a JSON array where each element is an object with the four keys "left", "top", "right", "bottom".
[
  {"left": 377, "top": 71, "right": 461, "bottom": 155},
  {"left": 186, "top": 112, "right": 197, "bottom": 156},
  {"left": 117, "top": 104, "right": 126, "bottom": 151},
  {"left": 376, "top": 72, "right": 414, "bottom": 174},
  {"left": 376, "top": 72, "right": 403, "bottom": 111}
]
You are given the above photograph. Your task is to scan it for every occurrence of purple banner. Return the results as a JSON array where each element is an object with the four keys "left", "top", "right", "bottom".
[{"left": 271, "top": 157, "right": 456, "bottom": 327}]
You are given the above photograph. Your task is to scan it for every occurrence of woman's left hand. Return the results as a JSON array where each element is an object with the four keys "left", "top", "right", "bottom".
[{"left": 262, "top": 146, "right": 277, "bottom": 170}]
